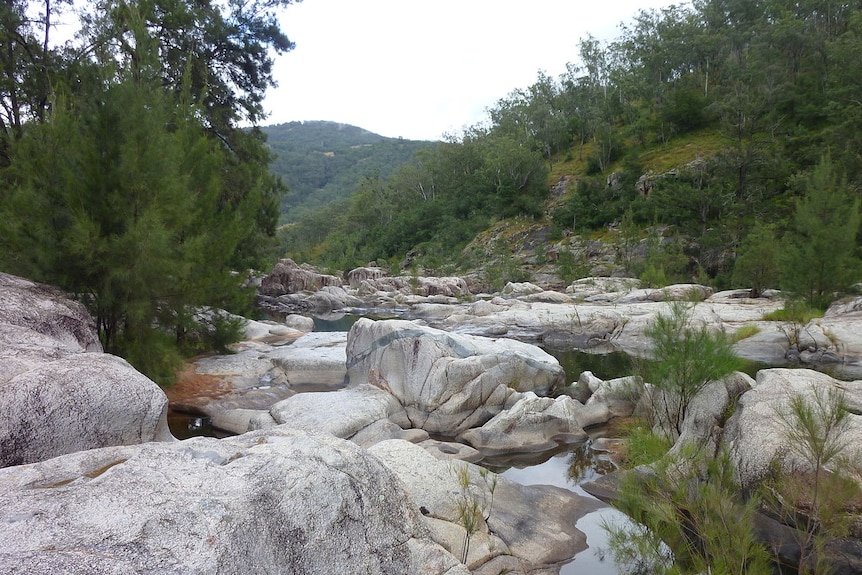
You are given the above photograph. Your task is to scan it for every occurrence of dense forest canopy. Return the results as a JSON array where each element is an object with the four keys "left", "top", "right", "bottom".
[
  {"left": 281, "top": 0, "right": 862, "bottom": 299},
  {"left": 0, "top": 0, "right": 294, "bottom": 381},
  {"left": 262, "top": 121, "right": 432, "bottom": 223}
]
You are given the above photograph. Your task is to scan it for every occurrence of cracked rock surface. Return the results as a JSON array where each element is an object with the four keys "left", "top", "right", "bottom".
[{"left": 0, "top": 429, "right": 469, "bottom": 575}]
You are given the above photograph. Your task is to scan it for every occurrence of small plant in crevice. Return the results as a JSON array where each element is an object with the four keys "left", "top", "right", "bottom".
[
  {"left": 762, "top": 299, "right": 824, "bottom": 351},
  {"left": 640, "top": 301, "right": 743, "bottom": 440},
  {"left": 451, "top": 463, "right": 499, "bottom": 565},
  {"left": 617, "top": 422, "right": 673, "bottom": 469},
  {"left": 729, "top": 324, "right": 761, "bottom": 344}
]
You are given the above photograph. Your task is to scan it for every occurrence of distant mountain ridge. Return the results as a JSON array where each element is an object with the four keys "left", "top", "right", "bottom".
[{"left": 262, "top": 121, "right": 433, "bottom": 222}]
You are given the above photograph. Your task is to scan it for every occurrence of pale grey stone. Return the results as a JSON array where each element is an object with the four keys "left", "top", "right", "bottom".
[
  {"left": 369, "top": 439, "right": 603, "bottom": 571},
  {"left": 501, "top": 281, "right": 544, "bottom": 296},
  {"left": 269, "top": 384, "right": 410, "bottom": 439},
  {"left": 350, "top": 419, "right": 429, "bottom": 449},
  {"left": 211, "top": 408, "right": 272, "bottom": 435},
  {"left": 0, "top": 272, "right": 101, "bottom": 352},
  {"left": 346, "top": 319, "right": 565, "bottom": 435},
  {"left": 283, "top": 314, "right": 315, "bottom": 332},
  {"left": 0, "top": 354, "right": 173, "bottom": 468},
  {"left": 459, "top": 393, "right": 588, "bottom": 455},
  {"left": 0, "top": 430, "right": 468, "bottom": 575},
  {"left": 267, "top": 331, "right": 348, "bottom": 389},
  {"left": 418, "top": 439, "right": 484, "bottom": 463},
  {"left": 724, "top": 368, "right": 862, "bottom": 487}
]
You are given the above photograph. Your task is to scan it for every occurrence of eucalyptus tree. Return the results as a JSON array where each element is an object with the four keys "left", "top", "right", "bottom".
[{"left": 0, "top": 0, "right": 74, "bottom": 164}]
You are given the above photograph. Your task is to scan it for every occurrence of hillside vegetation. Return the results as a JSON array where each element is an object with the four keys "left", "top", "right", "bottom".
[
  {"left": 263, "top": 121, "right": 431, "bottom": 222},
  {"left": 280, "top": 0, "right": 862, "bottom": 307}
]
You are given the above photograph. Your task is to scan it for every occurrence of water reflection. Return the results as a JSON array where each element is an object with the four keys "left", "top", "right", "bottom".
[
  {"left": 167, "top": 409, "right": 233, "bottom": 440},
  {"left": 546, "top": 348, "right": 635, "bottom": 381},
  {"left": 568, "top": 441, "right": 618, "bottom": 484},
  {"left": 312, "top": 313, "right": 361, "bottom": 332},
  {"left": 495, "top": 441, "right": 628, "bottom": 575},
  {"left": 547, "top": 347, "right": 776, "bottom": 381}
]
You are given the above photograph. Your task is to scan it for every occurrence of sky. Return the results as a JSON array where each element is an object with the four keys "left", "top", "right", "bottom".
[{"left": 263, "top": 0, "right": 679, "bottom": 141}]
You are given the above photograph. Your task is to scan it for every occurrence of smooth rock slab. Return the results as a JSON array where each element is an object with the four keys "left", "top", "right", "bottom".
[
  {"left": 0, "top": 430, "right": 468, "bottom": 575},
  {"left": 0, "top": 272, "right": 101, "bottom": 352},
  {"left": 269, "top": 384, "right": 411, "bottom": 439},
  {"left": 267, "top": 331, "right": 348, "bottom": 389},
  {"left": 724, "top": 368, "right": 862, "bottom": 488},
  {"left": 346, "top": 319, "right": 565, "bottom": 435},
  {"left": 0, "top": 324, "right": 73, "bottom": 385}
]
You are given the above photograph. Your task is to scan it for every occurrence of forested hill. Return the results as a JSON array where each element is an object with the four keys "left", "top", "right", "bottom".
[
  {"left": 263, "top": 121, "right": 432, "bottom": 222},
  {"left": 278, "top": 0, "right": 862, "bottom": 308}
]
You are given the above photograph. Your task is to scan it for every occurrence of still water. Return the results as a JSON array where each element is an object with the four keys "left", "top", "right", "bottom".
[{"left": 494, "top": 439, "right": 630, "bottom": 575}]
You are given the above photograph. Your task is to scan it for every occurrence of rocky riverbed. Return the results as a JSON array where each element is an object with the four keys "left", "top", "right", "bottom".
[{"left": 3, "top": 263, "right": 862, "bottom": 574}]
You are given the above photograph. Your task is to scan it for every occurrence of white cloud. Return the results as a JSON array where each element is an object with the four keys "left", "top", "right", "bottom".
[{"left": 265, "top": 0, "right": 679, "bottom": 140}]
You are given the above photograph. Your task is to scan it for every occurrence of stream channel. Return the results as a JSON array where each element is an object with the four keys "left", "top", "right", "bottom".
[
  {"left": 169, "top": 313, "right": 646, "bottom": 573},
  {"left": 323, "top": 313, "right": 636, "bottom": 573}
]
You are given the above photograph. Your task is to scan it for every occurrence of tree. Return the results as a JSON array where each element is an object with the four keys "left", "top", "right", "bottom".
[
  {"left": 643, "top": 301, "right": 743, "bottom": 439},
  {"left": 0, "top": 0, "right": 290, "bottom": 381},
  {"left": 732, "top": 221, "right": 780, "bottom": 297},
  {"left": 764, "top": 386, "right": 861, "bottom": 575},
  {"left": 80, "top": 0, "right": 295, "bottom": 131},
  {"left": 0, "top": 0, "right": 73, "bottom": 164},
  {"left": 781, "top": 155, "right": 862, "bottom": 309}
]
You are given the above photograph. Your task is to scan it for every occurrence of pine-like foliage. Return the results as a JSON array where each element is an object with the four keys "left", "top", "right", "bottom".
[{"left": 781, "top": 155, "right": 862, "bottom": 309}]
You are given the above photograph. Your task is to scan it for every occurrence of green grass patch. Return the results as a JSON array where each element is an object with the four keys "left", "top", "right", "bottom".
[
  {"left": 618, "top": 421, "right": 673, "bottom": 468},
  {"left": 729, "top": 324, "right": 761, "bottom": 343},
  {"left": 761, "top": 301, "right": 824, "bottom": 323},
  {"left": 635, "top": 129, "right": 724, "bottom": 174}
]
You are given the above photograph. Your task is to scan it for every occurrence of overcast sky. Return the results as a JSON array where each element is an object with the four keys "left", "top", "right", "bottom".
[{"left": 263, "top": 0, "right": 679, "bottom": 140}]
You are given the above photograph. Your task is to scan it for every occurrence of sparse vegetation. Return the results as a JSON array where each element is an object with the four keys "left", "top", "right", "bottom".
[
  {"left": 762, "top": 386, "right": 862, "bottom": 575},
  {"left": 641, "top": 301, "right": 744, "bottom": 440},
  {"left": 763, "top": 299, "right": 824, "bottom": 350},
  {"left": 605, "top": 446, "right": 773, "bottom": 575},
  {"left": 617, "top": 423, "right": 673, "bottom": 469},
  {"left": 730, "top": 325, "right": 761, "bottom": 344},
  {"left": 451, "top": 463, "right": 498, "bottom": 565}
]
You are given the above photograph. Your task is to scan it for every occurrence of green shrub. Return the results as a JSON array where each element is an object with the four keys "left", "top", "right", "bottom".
[
  {"left": 730, "top": 325, "right": 761, "bottom": 343},
  {"left": 620, "top": 423, "right": 673, "bottom": 468},
  {"left": 761, "top": 299, "right": 823, "bottom": 323},
  {"left": 606, "top": 447, "right": 773, "bottom": 575}
]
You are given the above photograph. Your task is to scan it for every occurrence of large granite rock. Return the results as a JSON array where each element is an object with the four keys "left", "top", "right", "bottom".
[
  {"left": 0, "top": 272, "right": 174, "bottom": 468},
  {"left": 724, "top": 368, "right": 862, "bottom": 488},
  {"left": 1, "top": 354, "right": 173, "bottom": 468},
  {"left": 168, "top": 332, "right": 349, "bottom": 426},
  {"left": 346, "top": 319, "right": 565, "bottom": 435},
  {"left": 369, "top": 439, "right": 603, "bottom": 571},
  {"left": 267, "top": 331, "right": 349, "bottom": 389},
  {"left": 268, "top": 384, "right": 411, "bottom": 439},
  {"left": 0, "top": 430, "right": 469, "bottom": 575},
  {"left": 0, "top": 272, "right": 101, "bottom": 353},
  {"left": 259, "top": 258, "right": 342, "bottom": 296},
  {"left": 459, "top": 393, "right": 588, "bottom": 455},
  {"left": 798, "top": 296, "right": 862, "bottom": 369},
  {"left": 353, "top": 275, "right": 471, "bottom": 298},
  {"left": 661, "top": 371, "right": 754, "bottom": 451}
]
